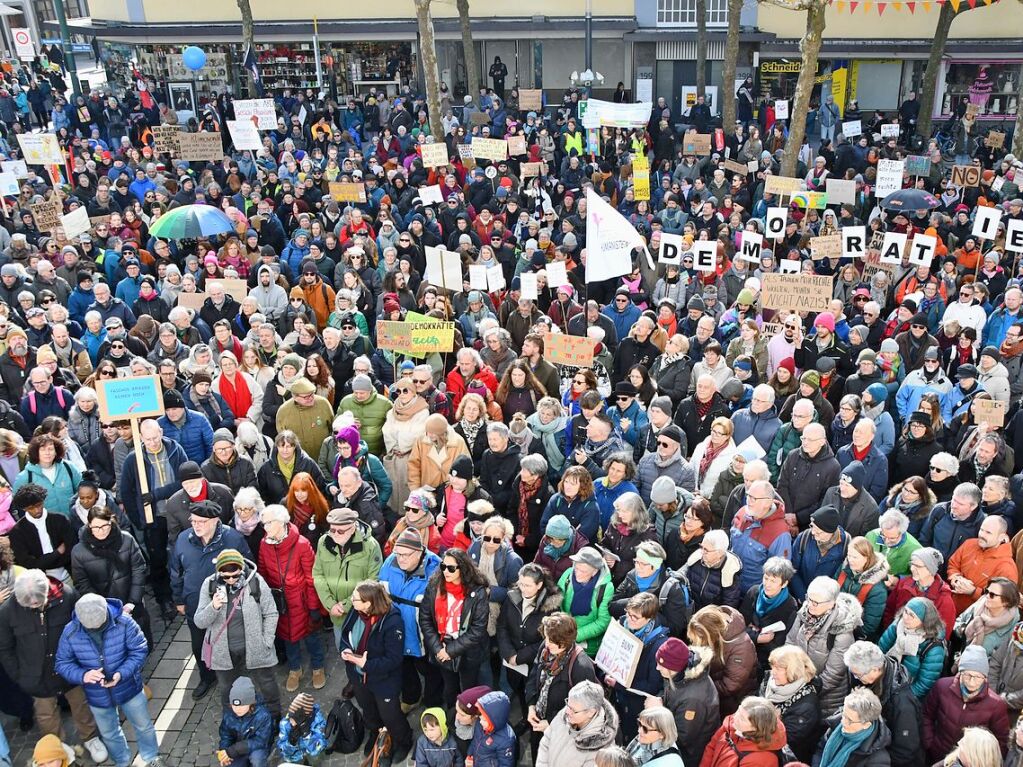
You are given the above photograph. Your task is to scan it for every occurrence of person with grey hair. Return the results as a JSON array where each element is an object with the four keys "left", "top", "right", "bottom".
[
  {"left": 918, "top": 481, "right": 986, "bottom": 566},
  {"left": 55, "top": 593, "right": 163, "bottom": 767},
  {"left": 731, "top": 384, "right": 782, "bottom": 454},
  {"left": 814, "top": 687, "right": 891, "bottom": 767},
  {"left": 740, "top": 555, "right": 798, "bottom": 672},
  {"left": 445, "top": 346, "right": 498, "bottom": 413},
  {"left": 681, "top": 528, "right": 744, "bottom": 611},
  {"left": 778, "top": 421, "right": 842, "bottom": 529},
  {"left": 479, "top": 420, "right": 522, "bottom": 511},
  {"left": 865, "top": 509, "right": 921, "bottom": 585},
  {"left": 536, "top": 680, "right": 620, "bottom": 767},
  {"left": 602, "top": 491, "right": 656, "bottom": 582},
  {"left": 842, "top": 640, "right": 923, "bottom": 767},
  {"left": 0, "top": 570, "right": 108, "bottom": 761},
  {"left": 766, "top": 397, "right": 816, "bottom": 486}
]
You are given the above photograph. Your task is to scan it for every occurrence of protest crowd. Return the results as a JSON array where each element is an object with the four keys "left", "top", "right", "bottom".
[{"left": 1, "top": 47, "right": 1023, "bottom": 767}]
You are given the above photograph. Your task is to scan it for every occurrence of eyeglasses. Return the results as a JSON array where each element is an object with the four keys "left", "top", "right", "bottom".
[
  {"left": 712, "top": 428, "right": 729, "bottom": 436},
  {"left": 441, "top": 564, "right": 459, "bottom": 573},
  {"left": 110, "top": 343, "right": 125, "bottom": 349},
  {"left": 89, "top": 522, "right": 112, "bottom": 532},
  {"left": 911, "top": 323, "right": 926, "bottom": 329},
  {"left": 573, "top": 379, "right": 586, "bottom": 385},
  {"left": 984, "top": 589, "right": 1003, "bottom": 600},
  {"left": 482, "top": 536, "right": 503, "bottom": 544},
  {"left": 616, "top": 395, "right": 631, "bottom": 401},
  {"left": 637, "top": 723, "right": 651, "bottom": 733},
  {"left": 806, "top": 596, "right": 833, "bottom": 607},
  {"left": 412, "top": 378, "right": 430, "bottom": 384}
]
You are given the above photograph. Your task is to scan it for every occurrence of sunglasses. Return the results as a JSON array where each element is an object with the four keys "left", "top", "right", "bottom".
[
  {"left": 220, "top": 570, "right": 242, "bottom": 580},
  {"left": 573, "top": 379, "right": 586, "bottom": 385},
  {"left": 657, "top": 441, "right": 674, "bottom": 448},
  {"left": 110, "top": 343, "right": 125, "bottom": 349},
  {"left": 911, "top": 323, "right": 926, "bottom": 329},
  {"left": 616, "top": 395, "right": 631, "bottom": 401},
  {"left": 482, "top": 536, "right": 503, "bottom": 544},
  {"left": 441, "top": 564, "right": 459, "bottom": 573}
]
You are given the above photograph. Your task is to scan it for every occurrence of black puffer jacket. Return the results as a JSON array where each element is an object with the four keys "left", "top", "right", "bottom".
[
  {"left": 496, "top": 587, "right": 563, "bottom": 668},
  {"left": 0, "top": 578, "right": 77, "bottom": 697},
  {"left": 70, "top": 525, "right": 147, "bottom": 606},
  {"left": 609, "top": 567, "right": 692, "bottom": 638},
  {"left": 200, "top": 453, "right": 258, "bottom": 496},
  {"left": 660, "top": 646, "right": 720, "bottom": 767},
  {"left": 164, "top": 481, "right": 236, "bottom": 546},
  {"left": 256, "top": 447, "right": 327, "bottom": 505},
  {"left": 419, "top": 577, "right": 490, "bottom": 669},
  {"left": 767, "top": 677, "right": 821, "bottom": 763}
]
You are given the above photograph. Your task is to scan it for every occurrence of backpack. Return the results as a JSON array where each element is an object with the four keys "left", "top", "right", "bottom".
[
  {"left": 28, "top": 387, "right": 67, "bottom": 415},
  {"left": 325, "top": 698, "right": 365, "bottom": 755}
]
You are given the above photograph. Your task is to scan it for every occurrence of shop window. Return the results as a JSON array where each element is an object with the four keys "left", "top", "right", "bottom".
[
  {"left": 941, "top": 61, "right": 1021, "bottom": 118},
  {"left": 657, "top": 0, "right": 729, "bottom": 27}
]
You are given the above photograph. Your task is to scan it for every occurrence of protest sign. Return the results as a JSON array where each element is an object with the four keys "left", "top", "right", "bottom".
[
  {"left": 419, "top": 185, "right": 444, "bottom": 206},
  {"left": 420, "top": 143, "right": 449, "bottom": 168},
  {"left": 747, "top": 160, "right": 759, "bottom": 173},
  {"left": 760, "top": 321, "right": 785, "bottom": 338},
  {"left": 31, "top": 199, "right": 64, "bottom": 232},
  {"left": 594, "top": 620, "right": 644, "bottom": 687},
  {"left": 17, "top": 133, "right": 63, "bottom": 164},
  {"left": 723, "top": 159, "right": 748, "bottom": 176},
  {"left": 975, "top": 400, "right": 1006, "bottom": 428},
  {"left": 879, "top": 231, "right": 908, "bottom": 264},
  {"left": 736, "top": 231, "right": 763, "bottom": 263},
  {"left": 233, "top": 98, "right": 277, "bottom": 130},
  {"left": 0, "top": 173, "right": 18, "bottom": 196},
  {"left": 457, "top": 144, "right": 474, "bottom": 161},
  {"left": 376, "top": 321, "right": 411, "bottom": 351},
  {"left": 486, "top": 265, "right": 505, "bottom": 292},
  {"left": 766, "top": 207, "right": 788, "bottom": 239},
  {"left": 219, "top": 279, "right": 249, "bottom": 303},
  {"left": 226, "top": 120, "right": 262, "bottom": 151},
  {"left": 1, "top": 160, "right": 28, "bottom": 177},
  {"left": 519, "top": 89, "right": 542, "bottom": 111},
  {"left": 176, "top": 292, "right": 207, "bottom": 311},
  {"left": 468, "top": 265, "right": 488, "bottom": 292},
  {"left": 778, "top": 258, "right": 801, "bottom": 274},
  {"left": 993, "top": 177, "right": 1006, "bottom": 194},
  {"left": 546, "top": 333, "right": 594, "bottom": 368},
  {"left": 810, "top": 234, "right": 843, "bottom": 260},
  {"left": 842, "top": 120, "right": 862, "bottom": 138},
  {"left": 659, "top": 233, "right": 685, "bottom": 266},
  {"left": 682, "top": 131, "right": 712, "bottom": 156},
  {"left": 951, "top": 165, "right": 981, "bottom": 188},
  {"left": 472, "top": 137, "right": 508, "bottom": 161},
  {"left": 880, "top": 123, "right": 900, "bottom": 138},
  {"left": 520, "top": 272, "right": 538, "bottom": 300},
  {"left": 580, "top": 99, "right": 652, "bottom": 130},
  {"left": 775, "top": 100, "right": 789, "bottom": 120},
  {"left": 328, "top": 182, "right": 367, "bottom": 203},
  {"left": 792, "top": 191, "right": 829, "bottom": 209},
  {"left": 908, "top": 233, "right": 937, "bottom": 266},
  {"left": 973, "top": 206, "right": 1003, "bottom": 240},
  {"left": 177, "top": 132, "right": 223, "bottom": 161},
  {"left": 97, "top": 375, "right": 164, "bottom": 421},
  {"left": 906, "top": 155, "right": 932, "bottom": 176},
  {"left": 546, "top": 262, "right": 571, "bottom": 289},
  {"left": 875, "top": 160, "right": 904, "bottom": 199},
  {"left": 424, "top": 247, "right": 463, "bottom": 291},
  {"left": 1006, "top": 220, "right": 1023, "bottom": 254},
  {"left": 842, "top": 226, "right": 867, "bottom": 259},
  {"left": 521, "top": 162, "right": 544, "bottom": 178},
  {"left": 152, "top": 125, "right": 182, "bottom": 154},
  {"left": 633, "top": 154, "right": 650, "bottom": 201},
  {"left": 760, "top": 274, "right": 832, "bottom": 312},
  {"left": 764, "top": 175, "right": 803, "bottom": 196},
  {"left": 404, "top": 311, "right": 456, "bottom": 354},
  {"left": 60, "top": 207, "right": 90, "bottom": 240},
  {"left": 693, "top": 240, "right": 717, "bottom": 273},
  {"left": 825, "top": 179, "right": 856, "bottom": 206},
  {"left": 470, "top": 111, "right": 491, "bottom": 126},
  {"left": 986, "top": 131, "right": 1006, "bottom": 149},
  {"left": 506, "top": 136, "right": 527, "bottom": 156}
]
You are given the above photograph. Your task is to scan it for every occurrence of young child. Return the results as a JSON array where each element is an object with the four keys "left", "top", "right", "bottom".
[
  {"left": 452, "top": 686, "right": 491, "bottom": 757},
  {"left": 467, "top": 691, "right": 516, "bottom": 767},
  {"left": 414, "top": 708, "right": 463, "bottom": 767},
  {"left": 217, "top": 677, "right": 274, "bottom": 767},
  {"left": 277, "top": 693, "right": 328, "bottom": 766}
]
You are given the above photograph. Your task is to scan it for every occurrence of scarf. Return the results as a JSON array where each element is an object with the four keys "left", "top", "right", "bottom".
[
  {"left": 958, "top": 344, "right": 974, "bottom": 365},
  {"left": 543, "top": 537, "right": 572, "bottom": 560},
  {"left": 189, "top": 386, "right": 223, "bottom": 419},
  {"left": 800, "top": 607, "right": 830, "bottom": 640},
  {"left": 517, "top": 475, "right": 542, "bottom": 542},
  {"left": 570, "top": 573, "right": 598, "bottom": 616},
  {"left": 526, "top": 413, "right": 567, "bottom": 472},
  {"left": 1001, "top": 336, "right": 1023, "bottom": 360},
  {"left": 886, "top": 620, "right": 926, "bottom": 662},
  {"left": 234, "top": 511, "right": 260, "bottom": 536},
  {"left": 695, "top": 396, "right": 714, "bottom": 419},
  {"left": 277, "top": 454, "right": 296, "bottom": 485},
  {"left": 863, "top": 400, "right": 886, "bottom": 421},
  {"left": 392, "top": 395, "right": 428, "bottom": 422},
  {"left": 459, "top": 418, "right": 484, "bottom": 449},
  {"left": 26, "top": 510, "right": 52, "bottom": 555},
  {"left": 434, "top": 581, "right": 466, "bottom": 639},
  {"left": 820, "top": 721, "right": 875, "bottom": 767},
  {"left": 965, "top": 596, "right": 1017, "bottom": 645},
  {"left": 535, "top": 645, "right": 573, "bottom": 718},
  {"left": 478, "top": 548, "right": 501, "bottom": 634},
  {"left": 756, "top": 585, "right": 790, "bottom": 617},
  {"left": 763, "top": 677, "right": 806, "bottom": 704},
  {"left": 699, "top": 439, "right": 726, "bottom": 479},
  {"left": 659, "top": 350, "right": 687, "bottom": 369}
]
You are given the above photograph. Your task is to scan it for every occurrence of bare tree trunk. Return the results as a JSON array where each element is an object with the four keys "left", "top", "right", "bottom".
[
  {"left": 238, "top": 0, "right": 255, "bottom": 93},
  {"left": 781, "top": 0, "right": 826, "bottom": 178},
  {"left": 721, "top": 0, "right": 743, "bottom": 129},
  {"left": 415, "top": 0, "right": 445, "bottom": 142},
  {"left": 456, "top": 0, "right": 479, "bottom": 99},
  {"left": 1014, "top": 68, "right": 1023, "bottom": 157},
  {"left": 696, "top": 0, "right": 707, "bottom": 99},
  {"left": 916, "top": 0, "right": 956, "bottom": 142}
]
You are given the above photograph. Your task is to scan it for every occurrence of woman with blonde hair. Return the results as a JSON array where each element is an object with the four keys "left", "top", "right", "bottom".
[
  {"left": 762, "top": 645, "right": 820, "bottom": 761},
  {"left": 240, "top": 346, "right": 275, "bottom": 389},
  {"left": 688, "top": 604, "right": 758, "bottom": 715},
  {"left": 626, "top": 706, "right": 683, "bottom": 767},
  {"left": 381, "top": 378, "right": 431, "bottom": 512},
  {"left": 943, "top": 727, "right": 1003, "bottom": 767},
  {"left": 689, "top": 417, "right": 737, "bottom": 500}
]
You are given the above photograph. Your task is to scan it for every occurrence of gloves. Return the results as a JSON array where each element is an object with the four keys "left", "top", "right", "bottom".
[{"left": 140, "top": 492, "right": 155, "bottom": 507}]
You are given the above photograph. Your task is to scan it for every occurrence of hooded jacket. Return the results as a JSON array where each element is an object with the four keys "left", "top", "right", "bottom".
[
  {"left": 729, "top": 500, "right": 792, "bottom": 592},
  {"left": 923, "top": 675, "right": 1009, "bottom": 761},
  {"left": 249, "top": 266, "right": 289, "bottom": 321},
  {"left": 192, "top": 561, "right": 279, "bottom": 670},
  {"left": 496, "top": 586, "right": 564, "bottom": 668},
  {"left": 836, "top": 557, "right": 890, "bottom": 639},
  {"left": 683, "top": 548, "right": 744, "bottom": 612},
  {"left": 980, "top": 361, "right": 1012, "bottom": 404},
  {"left": 415, "top": 708, "right": 463, "bottom": 767},
  {"left": 918, "top": 503, "right": 986, "bottom": 568},
  {"left": 558, "top": 565, "right": 614, "bottom": 657},
  {"left": 535, "top": 696, "right": 619, "bottom": 767},
  {"left": 469, "top": 692, "right": 516, "bottom": 767},
  {"left": 338, "top": 604, "right": 405, "bottom": 697},
  {"left": 785, "top": 593, "right": 864, "bottom": 712},
  {"left": 170, "top": 521, "right": 252, "bottom": 616}
]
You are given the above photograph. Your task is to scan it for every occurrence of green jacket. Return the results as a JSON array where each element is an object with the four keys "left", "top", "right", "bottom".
[
  {"left": 766, "top": 413, "right": 818, "bottom": 485},
  {"left": 312, "top": 521, "right": 383, "bottom": 624},
  {"left": 558, "top": 566, "right": 613, "bottom": 657},
  {"left": 336, "top": 390, "right": 393, "bottom": 455},
  {"left": 866, "top": 530, "right": 922, "bottom": 578}
]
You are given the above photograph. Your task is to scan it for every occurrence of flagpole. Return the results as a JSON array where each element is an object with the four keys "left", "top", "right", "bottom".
[{"left": 313, "top": 17, "right": 324, "bottom": 95}]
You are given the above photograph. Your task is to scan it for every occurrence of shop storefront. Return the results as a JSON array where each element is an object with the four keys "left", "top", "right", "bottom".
[{"left": 936, "top": 59, "right": 1021, "bottom": 120}]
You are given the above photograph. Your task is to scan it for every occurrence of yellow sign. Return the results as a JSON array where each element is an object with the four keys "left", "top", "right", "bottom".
[
  {"left": 405, "top": 311, "right": 456, "bottom": 356},
  {"left": 328, "top": 182, "right": 367, "bottom": 203},
  {"left": 764, "top": 175, "right": 804, "bottom": 196},
  {"left": 831, "top": 66, "right": 848, "bottom": 116},
  {"left": 420, "top": 143, "right": 449, "bottom": 168},
  {"left": 17, "top": 133, "right": 63, "bottom": 165},
  {"left": 633, "top": 154, "right": 650, "bottom": 202}
]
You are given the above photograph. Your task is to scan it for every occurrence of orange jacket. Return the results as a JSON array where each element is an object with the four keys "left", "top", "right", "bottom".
[
  {"left": 301, "top": 276, "right": 336, "bottom": 328},
  {"left": 947, "top": 538, "right": 1019, "bottom": 614}
]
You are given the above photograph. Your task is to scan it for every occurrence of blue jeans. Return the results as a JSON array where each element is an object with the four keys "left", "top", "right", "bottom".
[
  {"left": 232, "top": 749, "right": 268, "bottom": 767},
  {"left": 285, "top": 634, "right": 325, "bottom": 671},
  {"left": 90, "top": 690, "right": 160, "bottom": 767},
  {"left": 0, "top": 722, "right": 11, "bottom": 767}
]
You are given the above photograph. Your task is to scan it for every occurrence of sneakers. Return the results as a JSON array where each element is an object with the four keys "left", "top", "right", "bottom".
[
  {"left": 286, "top": 669, "right": 303, "bottom": 692},
  {"left": 84, "top": 737, "right": 109, "bottom": 763},
  {"left": 311, "top": 668, "right": 326, "bottom": 689},
  {"left": 146, "top": 758, "right": 167, "bottom": 767}
]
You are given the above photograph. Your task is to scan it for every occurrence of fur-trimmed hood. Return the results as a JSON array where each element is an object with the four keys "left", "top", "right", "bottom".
[{"left": 684, "top": 644, "right": 714, "bottom": 680}]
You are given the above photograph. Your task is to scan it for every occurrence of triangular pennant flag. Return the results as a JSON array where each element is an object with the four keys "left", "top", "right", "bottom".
[
  {"left": 893, "top": 2, "right": 902, "bottom": 9},
  {"left": 849, "top": 1, "right": 859, "bottom": 9},
  {"left": 922, "top": 1, "right": 931, "bottom": 8},
  {"left": 907, "top": 3, "right": 915, "bottom": 12},
  {"left": 877, "top": 2, "right": 885, "bottom": 12},
  {"left": 836, "top": 1, "right": 846, "bottom": 10},
  {"left": 949, "top": 0, "right": 960, "bottom": 10},
  {"left": 863, "top": 2, "right": 872, "bottom": 11},
  {"left": 966, "top": 0, "right": 976, "bottom": 8}
]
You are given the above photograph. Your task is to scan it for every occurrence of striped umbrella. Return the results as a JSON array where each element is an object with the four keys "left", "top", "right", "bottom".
[{"left": 148, "top": 204, "right": 237, "bottom": 240}]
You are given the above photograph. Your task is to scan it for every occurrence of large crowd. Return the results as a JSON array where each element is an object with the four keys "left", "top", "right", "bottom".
[{"left": 0, "top": 52, "right": 1022, "bottom": 767}]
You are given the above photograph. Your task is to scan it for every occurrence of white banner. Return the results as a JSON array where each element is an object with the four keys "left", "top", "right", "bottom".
[
  {"left": 233, "top": 99, "right": 278, "bottom": 130},
  {"left": 585, "top": 188, "right": 646, "bottom": 283},
  {"left": 581, "top": 99, "right": 653, "bottom": 130}
]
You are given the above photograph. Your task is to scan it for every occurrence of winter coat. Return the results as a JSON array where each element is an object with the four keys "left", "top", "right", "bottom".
[
  {"left": 777, "top": 444, "right": 842, "bottom": 528},
  {"left": 525, "top": 643, "right": 599, "bottom": 724},
  {"left": 200, "top": 453, "right": 258, "bottom": 497},
  {"left": 55, "top": 597, "right": 148, "bottom": 708},
  {"left": 255, "top": 447, "right": 326, "bottom": 506},
  {"left": 658, "top": 647, "right": 720, "bottom": 764},
  {"left": 953, "top": 603, "right": 1021, "bottom": 658},
  {"left": 731, "top": 405, "right": 782, "bottom": 454},
  {"left": 219, "top": 703, "right": 275, "bottom": 758},
  {"left": 690, "top": 438, "right": 738, "bottom": 500},
  {"left": 849, "top": 658, "right": 924, "bottom": 767},
  {"left": 683, "top": 548, "right": 744, "bottom": 611},
  {"left": 650, "top": 355, "right": 693, "bottom": 408},
  {"left": 70, "top": 526, "right": 147, "bottom": 606},
  {"left": 785, "top": 593, "right": 864, "bottom": 712},
  {"left": 822, "top": 487, "right": 880, "bottom": 542},
  {"left": 946, "top": 539, "right": 1019, "bottom": 614},
  {"left": 990, "top": 634, "right": 1023, "bottom": 712},
  {"left": 740, "top": 584, "right": 799, "bottom": 670},
  {"left": 896, "top": 368, "right": 954, "bottom": 423},
  {"left": 14, "top": 460, "right": 81, "bottom": 518},
  {"left": 164, "top": 482, "right": 236, "bottom": 546},
  {"left": 468, "top": 692, "right": 517, "bottom": 767},
  {"left": 312, "top": 522, "right": 382, "bottom": 624},
  {"left": 923, "top": 675, "right": 1009, "bottom": 761},
  {"left": 812, "top": 717, "right": 892, "bottom": 767},
  {"left": 0, "top": 578, "right": 78, "bottom": 697},
  {"left": 767, "top": 678, "right": 821, "bottom": 763},
  {"left": 891, "top": 435, "right": 941, "bottom": 485},
  {"left": 790, "top": 528, "right": 850, "bottom": 599},
  {"left": 558, "top": 566, "right": 614, "bottom": 656},
  {"left": 636, "top": 449, "right": 695, "bottom": 504},
  {"left": 277, "top": 703, "right": 328, "bottom": 762},
  {"left": 119, "top": 437, "right": 188, "bottom": 529},
  {"left": 478, "top": 444, "right": 522, "bottom": 511},
  {"left": 257, "top": 523, "right": 320, "bottom": 643},
  {"left": 836, "top": 445, "right": 889, "bottom": 504},
  {"left": 707, "top": 605, "right": 759, "bottom": 714},
  {"left": 674, "top": 394, "right": 730, "bottom": 458},
  {"left": 419, "top": 576, "right": 489, "bottom": 669},
  {"left": 337, "top": 390, "right": 392, "bottom": 455},
  {"left": 170, "top": 522, "right": 252, "bottom": 616},
  {"left": 408, "top": 429, "right": 471, "bottom": 493},
  {"left": 157, "top": 408, "right": 214, "bottom": 464},
  {"left": 883, "top": 575, "right": 957, "bottom": 641},
  {"left": 918, "top": 504, "right": 986, "bottom": 568},
  {"left": 878, "top": 623, "right": 946, "bottom": 699},
  {"left": 535, "top": 697, "right": 619, "bottom": 767},
  {"left": 468, "top": 541, "right": 523, "bottom": 605},
  {"left": 540, "top": 493, "right": 602, "bottom": 544},
  {"left": 533, "top": 531, "right": 589, "bottom": 581},
  {"left": 497, "top": 587, "right": 564, "bottom": 667},
  {"left": 379, "top": 549, "right": 441, "bottom": 657},
  {"left": 193, "top": 563, "right": 279, "bottom": 670},
  {"left": 338, "top": 605, "right": 406, "bottom": 698},
  {"left": 729, "top": 503, "right": 792, "bottom": 592},
  {"left": 980, "top": 362, "right": 1012, "bottom": 404},
  {"left": 700, "top": 713, "right": 789, "bottom": 767},
  {"left": 8, "top": 511, "right": 77, "bottom": 572},
  {"left": 609, "top": 566, "right": 692, "bottom": 638}
]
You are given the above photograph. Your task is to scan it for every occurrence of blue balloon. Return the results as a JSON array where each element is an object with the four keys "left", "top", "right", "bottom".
[{"left": 182, "top": 46, "right": 207, "bottom": 71}]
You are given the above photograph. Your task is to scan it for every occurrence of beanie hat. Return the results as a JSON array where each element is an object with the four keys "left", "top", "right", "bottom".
[
  {"left": 958, "top": 645, "right": 989, "bottom": 676},
  {"left": 880, "top": 338, "right": 899, "bottom": 354},
  {"left": 289, "top": 286, "right": 305, "bottom": 299},
  {"left": 229, "top": 676, "right": 256, "bottom": 706},
  {"left": 450, "top": 455, "right": 473, "bottom": 480},
  {"left": 800, "top": 370, "right": 821, "bottom": 390},
  {"left": 901, "top": 298, "right": 919, "bottom": 313},
  {"left": 905, "top": 598, "right": 929, "bottom": 623},
  {"left": 910, "top": 313, "right": 929, "bottom": 328},
  {"left": 213, "top": 428, "right": 234, "bottom": 446},
  {"left": 850, "top": 325, "right": 869, "bottom": 344},
  {"left": 74, "top": 593, "right": 109, "bottom": 629},
  {"left": 650, "top": 396, "right": 673, "bottom": 417},
  {"left": 289, "top": 693, "right": 315, "bottom": 718},
  {"left": 813, "top": 312, "right": 835, "bottom": 332},
  {"left": 545, "top": 514, "right": 574, "bottom": 540},
  {"left": 840, "top": 460, "right": 866, "bottom": 492},
  {"left": 864, "top": 382, "right": 888, "bottom": 405},
  {"left": 179, "top": 461, "right": 203, "bottom": 481},
  {"left": 981, "top": 345, "right": 1001, "bottom": 362},
  {"left": 778, "top": 358, "right": 796, "bottom": 376},
  {"left": 655, "top": 638, "right": 691, "bottom": 673},
  {"left": 281, "top": 353, "right": 304, "bottom": 372},
  {"left": 908, "top": 411, "right": 931, "bottom": 427},
  {"left": 191, "top": 370, "right": 212, "bottom": 386},
  {"left": 811, "top": 505, "right": 840, "bottom": 534},
  {"left": 456, "top": 686, "right": 492, "bottom": 716},
  {"left": 910, "top": 547, "right": 943, "bottom": 576},
  {"left": 383, "top": 293, "right": 402, "bottom": 315},
  {"left": 33, "top": 735, "right": 68, "bottom": 767},
  {"left": 720, "top": 378, "right": 745, "bottom": 402},
  {"left": 736, "top": 288, "right": 755, "bottom": 306},
  {"left": 687, "top": 295, "right": 706, "bottom": 312},
  {"left": 352, "top": 374, "right": 373, "bottom": 392},
  {"left": 857, "top": 349, "right": 877, "bottom": 365},
  {"left": 405, "top": 489, "right": 435, "bottom": 512},
  {"left": 650, "top": 476, "right": 678, "bottom": 505},
  {"left": 215, "top": 549, "right": 245, "bottom": 572},
  {"left": 164, "top": 389, "right": 185, "bottom": 409},
  {"left": 394, "top": 529, "right": 425, "bottom": 552},
  {"left": 659, "top": 424, "right": 684, "bottom": 445}
]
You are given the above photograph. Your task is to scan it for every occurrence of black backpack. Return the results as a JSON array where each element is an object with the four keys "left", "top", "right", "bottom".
[{"left": 325, "top": 698, "right": 364, "bottom": 755}]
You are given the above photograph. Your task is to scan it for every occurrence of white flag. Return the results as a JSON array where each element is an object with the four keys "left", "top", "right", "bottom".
[{"left": 585, "top": 188, "right": 646, "bottom": 283}]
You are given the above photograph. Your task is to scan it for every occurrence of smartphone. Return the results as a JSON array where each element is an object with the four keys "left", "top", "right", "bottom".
[
  {"left": 216, "top": 585, "right": 228, "bottom": 602},
  {"left": 103, "top": 674, "right": 115, "bottom": 685}
]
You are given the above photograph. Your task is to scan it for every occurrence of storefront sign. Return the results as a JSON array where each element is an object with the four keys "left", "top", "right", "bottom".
[
  {"left": 328, "top": 182, "right": 367, "bottom": 203},
  {"left": 177, "top": 132, "right": 223, "bottom": 161},
  {"left": 951, "top": 165, "right": 981, "bottom": 188},
  {"left": 233, "top": 98, "right": 278, "bottom": 130},
  {"left": 546, "top": 333, "right": 594, "bottom": 368},
  {"left": 420, "top": 143, "right": 449, "bottom": 168},
  {"left": 760, "top": 274, "right": 832, "bottom": 312},
  {"left": 472, "top": 137, "right": 508, "bottom": 162}
]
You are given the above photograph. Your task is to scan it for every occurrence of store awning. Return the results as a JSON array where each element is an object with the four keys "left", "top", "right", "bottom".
[{"left": 760, "top": 37, "right": 1022, "bottom": 58}]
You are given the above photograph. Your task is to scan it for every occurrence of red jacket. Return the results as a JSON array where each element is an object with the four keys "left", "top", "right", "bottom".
[
  {"left": 700, "top": 713, "right": 787, "bottom": 767},
  {"left": 445, "top": 365, "right": 499, "bottom": 414},
  {"left": 883, "top": 575, "right": 956, "bottom": 640},
  {"left": 922, "top": 675, "right": 1009, "bottom": 761},
  {"left": 257, "top": 523, "right": 321, "bottom": 643}
]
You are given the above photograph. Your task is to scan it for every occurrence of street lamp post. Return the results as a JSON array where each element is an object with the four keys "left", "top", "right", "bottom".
[{"left": 53, "top": 0, "right": 80, "bottom": 98}]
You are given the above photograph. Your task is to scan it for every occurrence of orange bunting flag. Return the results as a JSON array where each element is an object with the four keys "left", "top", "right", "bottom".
[
  {"left": 949, "top": 0, "right": 960, "bottom": 9},
  {"left": 922, "top": 1, "right": 931, "bottom": 8}
]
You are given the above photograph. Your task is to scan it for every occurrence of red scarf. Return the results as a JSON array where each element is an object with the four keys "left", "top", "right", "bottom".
[
  {"left": 699, "top": 440, "right": 726, "bottom": 479},
  {"left": 291, "top": 501, "right": 314, "bottom": 528},
  {"left": 433, "top": 581, "right": 466, "bottom": 637},
  {"left": 695, "top": 396, "right": 714, "bottom": 419},
  {"left": 186, "top": 480, "right": 209, "bottom": 503},
  {"left": 852, "top": 444, "right": 870, "bottom": 462},
  {"left": 217, "top": 372, "right": 253, "bottom": 421}
]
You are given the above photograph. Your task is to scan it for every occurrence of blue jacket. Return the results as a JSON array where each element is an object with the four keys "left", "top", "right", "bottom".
[
  {"left": 282, "top": 238, "right": 311, "bottom": 275},
  {"left": 731, "top": 405, "right": 782, "bottom": 453},
  {"left": 119, "top": 436, "right": 188, "bottom": 528},
  {"left": 607, "top": 399, "right": 648, "bottom": 447},
  {"left": 594, "top": 478, "right": 641, "bottom": 529},
  {"left": 468, "top": 542, "right": 523, "bottom": 604},
  {"left": 277, "top": 705, "right": 328, "bottom": 762},
  {"left": 870, "top": 411, "right": 896, "bottom": 456},
  {"left": 729, "top": 512, "right": 793, "bottom": 593},
  {"left": 14, "top": 460, "right": 81, "bottom": 518},
  {"left": 790, "top": 528, "right": 850, "bottom": 599},
  {"left": 469, "top": 693, "right": 517, "bottom": 767},
  {"left": 129, "top": 177, "right": 157, "bottom": 204},
  {"left": 338, "top": 606, "right": 405, "bottom": 698},
  {"left": 68, "top": 287, "right": 95, "bottom": 325},
  {"left": 20, "top": 385, "right": 73, "bottom": 432},
  {"left": 601, "top": 303, "right": 642, "bottom": 343},
  {"left": 219, "top": 703, "right": 274, "bottom": 757},
  {"left": 378, "top": 550, "right": 440, "bottom": 657},
  {"left": 114, "top": 275, "right": 142, "bottom": 308},
  {"left": 88, "top": 297, "right": 136, "bottom": 328},
  {"left": 982, "top": 305, "right": 1023, "bottom": 349},
  {"left": 54, "top": 598, "right": 147, "bottom": 708},
  {"left": 836, "top": 445, "right": 889, "bottom": 504},
  {"left": 540, "top": 493, "right": 601, "bottom": 543},
  {"left": 917, "top": 503, "right": 986, "bottom": 566},
  {"left": 170, "top": 522, "right": 252, "bottom": 616},
  {"left": 158, "top": 408, "right": 215, "bottom": 463},
  {"left": 896, "top": 369, "right": 954, "bottom": 424}
]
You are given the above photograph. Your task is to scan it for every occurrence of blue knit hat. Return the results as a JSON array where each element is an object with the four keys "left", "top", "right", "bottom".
[
  {"left": 545, "top": 514, "right": 573, "bottom": 540},
  {"left": 864, "top": 382, "right": 887, "bottom": 405}
]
